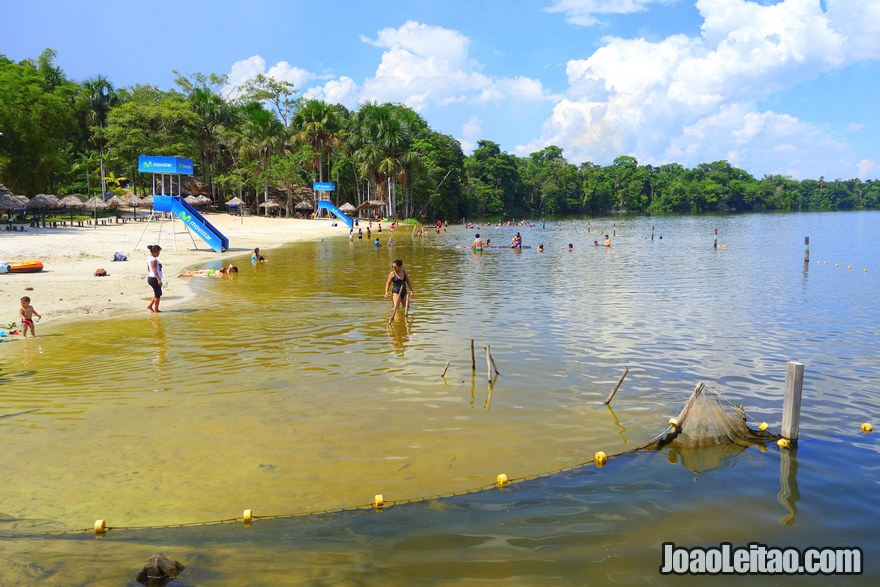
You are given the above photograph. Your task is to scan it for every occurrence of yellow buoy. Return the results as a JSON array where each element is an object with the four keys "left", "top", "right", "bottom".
[
  {"left": 594, "top": 451, "right": 607, "bottom": 467},
  {"left": 777, "top": 438, "right": 790, "bottom": 449},
  {"left": 758, "top": 422, "right": 769, "bottom": 431},
  {"left": 861, "top": 423, "right": 873, "bottom": 433},
  {"left": 847, "top": 265, "right": 852, "bottom": 270},
  {"left": 865, "top": 269, "right": 869, "bottom": 273},
  {"left": 496, "top": 473, "right": 509, "bottom": 488},
  {"left": 243, "top": 509, "right": 254, "bottom": 524},
  {"left": 835, "top": 264, "right": 840, "bottom": 267},
  {"left": 94, "top": 519, "right": 107, "bottom": 534},
  {"left": 373, "top": 494, "right": 384, "bottom": 511},
  {"left": 668, "top": 417, "right": 679, "bottom": 430}
]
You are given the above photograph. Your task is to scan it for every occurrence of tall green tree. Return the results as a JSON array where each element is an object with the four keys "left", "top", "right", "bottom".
[
  {"left": 465, "top": 140, "right": 523, "bottom": 217},
  {"left": 102, "top": 85, "right": 198, "bottom": 195},
  {"left": 0, "top": 49, "right": 77, "bottom": 194}
]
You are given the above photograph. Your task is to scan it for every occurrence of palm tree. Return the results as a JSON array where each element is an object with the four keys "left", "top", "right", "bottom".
[
  {"left": 290, "top": 99, "right": 343, "bottom": 183},
  {"left": 232, "top": 102, "right": 287, "bottom": 209},
  {"left": 351, "top": 103, "right": 425, "bottom": 218},
  {"left": 189, "top": 86, "right": 233, "bottom": 205},
  {"left": 81, "top": 75, "right": 118, "bottom": 198}
]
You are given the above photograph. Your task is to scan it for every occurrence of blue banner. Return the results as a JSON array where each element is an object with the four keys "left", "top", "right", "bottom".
[
  {"left": 312, "top": 181, "right": 336, "bottom": 191},
  {"left": 138, "top": 156, "right": 194, "bottom": 175}
]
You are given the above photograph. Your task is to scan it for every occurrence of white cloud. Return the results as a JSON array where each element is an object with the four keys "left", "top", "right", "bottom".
[
  {"left": 304, "top": 76, "right": 360, "bottom": 107},
  {"left": 857, "top": 159, "right": 878, "bottom": 178},
  {"left": 266, "top": 61, "right": 315, "bottom": 88},
  {"left": 460, "top": 116, "right": 484, "bottom": 153},
  {"left": 223, "top": 55, "right": 317, "bottom": 99},
  {"left": 545, "top": 0, "right": 668, "bottom": 27},
  {"left": 530, "top": 0, "right": 880, "bottom": 179},
  {"left": 358, "top": 21, "right": 555, "bottom": 110}
]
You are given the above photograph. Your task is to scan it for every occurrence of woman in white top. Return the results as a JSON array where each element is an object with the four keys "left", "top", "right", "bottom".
[{"left": 146, "top": 245, "right": 163, "bottom": 313}]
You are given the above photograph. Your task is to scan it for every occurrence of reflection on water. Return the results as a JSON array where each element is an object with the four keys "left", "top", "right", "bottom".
[{"left": 1, "top": 212, "right": 879, "bottom": 584}]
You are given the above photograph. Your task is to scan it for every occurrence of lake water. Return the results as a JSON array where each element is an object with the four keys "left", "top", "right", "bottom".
[{"left": 1, "top": 212, "right": 878, "bottom": 585}]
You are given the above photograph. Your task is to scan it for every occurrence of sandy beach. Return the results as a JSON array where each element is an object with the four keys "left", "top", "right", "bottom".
[{"left": 0, "top": 213, "right": 346, "bottom": 328}]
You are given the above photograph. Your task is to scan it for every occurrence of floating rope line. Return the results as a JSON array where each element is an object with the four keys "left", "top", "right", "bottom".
[{"left": 0, "top": 386, "right": 780, "bottom": 540}]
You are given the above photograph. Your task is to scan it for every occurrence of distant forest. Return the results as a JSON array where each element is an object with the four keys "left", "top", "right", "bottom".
[{"left": 2, "top": 49, "right": 879, "bottom": 220}]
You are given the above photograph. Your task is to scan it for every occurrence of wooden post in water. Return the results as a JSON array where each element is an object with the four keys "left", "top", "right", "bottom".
[
  {"left": 470, "top": 339, "right": 476, "bottom": 372},
  {"left": 713, "top": 228, "right": 718, "bottom": 250},
  {"left": 604, "top": 367, "right": 629, "bottom": 405},
  {"left": 441, "top": 361, "right": 450, "bottom": 378},
  {"left": 781, "top": 362, "right": 804, "bottom": 442},
  {"left": 803, "top": 236, "right": 809, "bottom": 264},
  {"left": 485, "top": 345, "right": 492, "bottom": 383}
]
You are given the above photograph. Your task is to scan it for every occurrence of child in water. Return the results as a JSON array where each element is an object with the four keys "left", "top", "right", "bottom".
[{"left": 20, "top": 296, "right": 42, "bottom": 337}]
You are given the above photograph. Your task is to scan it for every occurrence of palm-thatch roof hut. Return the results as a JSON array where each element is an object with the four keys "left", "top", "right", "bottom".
[
  {"left": 226, "top": 197, "right": 244, "bottom": 206},
  {"left": 26, "top": 194, "right": 60, "bottom": 209},
  {"left": 0, "top": 193, "right": 24, "bottom": 210},
  {"left": 58, "top": 195, "right": 86, "bottom": 207},
  {"left": 83, "top": 196, "right": 108, "bottom": 210},
  {"left": 338, "top": 202, "right": 356, "bottom": 213},
  {"left": 294, "top": 199, "right": 314, "bottom": 211}
]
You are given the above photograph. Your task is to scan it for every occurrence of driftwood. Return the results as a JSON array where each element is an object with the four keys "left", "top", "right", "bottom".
[{"left": 136, "top": 553, "right": 184, "bottom": 587}]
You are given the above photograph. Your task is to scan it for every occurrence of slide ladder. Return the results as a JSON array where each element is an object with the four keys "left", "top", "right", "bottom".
[
  {"left": 154, "top": 195, "right": 228, "bottom": 252},
  {"left": 316, "top": 200, "right": 354, "bottom": 228}
]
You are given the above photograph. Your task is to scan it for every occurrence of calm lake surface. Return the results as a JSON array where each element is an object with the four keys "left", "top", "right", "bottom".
[{"left": 1, "top": 212, "right": 878, "bottom": 585}]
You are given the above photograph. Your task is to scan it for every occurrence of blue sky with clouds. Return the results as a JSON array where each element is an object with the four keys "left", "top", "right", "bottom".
[{"left": 4, "top": 0, "right": 878, "bottom": 180}]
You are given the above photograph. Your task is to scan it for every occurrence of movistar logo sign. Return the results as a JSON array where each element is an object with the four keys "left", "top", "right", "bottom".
[{"left": 180, "top": 211, "right": 192, "bottom": 222}]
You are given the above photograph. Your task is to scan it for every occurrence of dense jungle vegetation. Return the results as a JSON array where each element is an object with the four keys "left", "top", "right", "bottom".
[{"left": 2, "top": 49, "right": 878, "bottom": 219}]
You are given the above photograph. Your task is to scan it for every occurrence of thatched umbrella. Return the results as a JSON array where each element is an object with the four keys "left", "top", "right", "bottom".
[
  {"left": 57, "top": 195, "right": 86, "bottom": 221},
  {"left": 338, "top": 202, "right": 356, "bottom": 213},
  {"left": 259, "top": 200, "right": 282, "bottom": 216},
  {"left": 295, "top": 199, "right": 313, "bottom": 211},
  {"left": 139, "top": 194, "right": 154, "bottom": 207},
  {"left": 58, "top": 195, "right": 86, "bottom": 207},
  {"left": 83, "top": 196, "right": 108, "bottom": 210},
  {"left": 82, "top": 195, "right": 108, "bottom": 228},
  {"left": 0, "top": 193, "right": 24, "bottom": 210},
  {"left": 226, "top": 197, "right": 243, "bottom": 206},
  {"left": 196, "top": 195, "right": 212, "bottom": 206},
  {"left": 26, "top": 194, "right": 60, "bottom": 224},
  {"left": 184, "top": 195, "right": 200, "bottom": 204},
  {"left": 26, "top": 194, "right": 60, "bottom": 209}
]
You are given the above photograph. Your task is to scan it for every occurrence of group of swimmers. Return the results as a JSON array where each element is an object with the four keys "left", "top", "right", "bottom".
[{"left": 470, "top": 232, "right": 611, "bottom": 253}]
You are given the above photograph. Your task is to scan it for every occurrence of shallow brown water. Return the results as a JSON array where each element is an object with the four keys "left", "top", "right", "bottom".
[{"left": 1, "top": 212, "right": 878, "bottom": 585}]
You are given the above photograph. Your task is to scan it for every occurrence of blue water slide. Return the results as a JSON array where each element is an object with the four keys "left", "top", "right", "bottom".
[
  {"left": 153, "top": 195, "right": 229, "bottom": 252},
  {"left": 316, "top": 200, "right": 354, "bottom": 228}
]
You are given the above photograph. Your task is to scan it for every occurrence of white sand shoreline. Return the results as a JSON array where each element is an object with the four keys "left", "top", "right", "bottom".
[{"left": 0, "top": 214, "right": 346, "bottom": 330}]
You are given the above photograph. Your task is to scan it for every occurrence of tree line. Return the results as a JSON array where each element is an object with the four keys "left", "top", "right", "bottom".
[{"left": 2, "top": 49, "right": 878, "bottom": 219}]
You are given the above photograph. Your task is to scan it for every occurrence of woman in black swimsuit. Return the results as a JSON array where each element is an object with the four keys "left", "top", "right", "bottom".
[{"left": 384, "top": 259, "right": 414, "bottom": 323}]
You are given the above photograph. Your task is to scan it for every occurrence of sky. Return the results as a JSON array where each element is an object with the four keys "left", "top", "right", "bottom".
[{"left": 3, "top": 0, "right": 879, "bottom": 181}]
